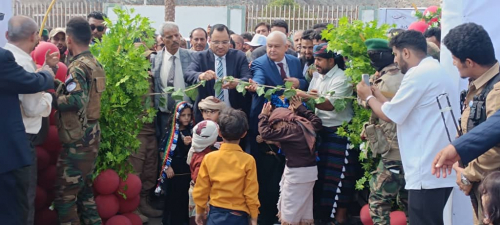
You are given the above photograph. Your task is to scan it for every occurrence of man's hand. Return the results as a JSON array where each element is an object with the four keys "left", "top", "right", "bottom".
[
  {"left": 356, "top": 81, "right": 373, "bottom": 101},
  {"left": 432, "top": 144, "right": 461, "bottom": 178},
  {"left": 37, "top": 65, "right": 56, "bottom": 78},
  {"left": 454, "top": 165, "right": 472, "bottom": 195},
  {"left": 199, "top": 70, "right": 216, "bottom": 81},
  {"left": 166, "top": 167, "right": 175, "bottom": 179},
  {"left": 284, "top": 77, "right": 300, "bottom": 88},
  {"left": 44, "top": 49, "right": 60, "bottom": 68},
  {"left": 184, "top": 136, "right": 192, "bottom": 145},
  {"left": 245, "top": 78, "right": 258, "bottom": 92},
  {"left": 371, "top": 86, "right": 383, "bottom": 99},
  {"left": 222, "top": 81, "right": 238, "bottom": 89},
  {"left": 261, "top": 102, "right": 272, "bottom": 116},
  {"left": 195, "top": 213, "right": 206, "bottom": 225}
]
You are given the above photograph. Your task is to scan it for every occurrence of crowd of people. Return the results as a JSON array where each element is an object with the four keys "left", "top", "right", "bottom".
[{"left": 1, "top": 8, "right": 500, "bottom": 225}]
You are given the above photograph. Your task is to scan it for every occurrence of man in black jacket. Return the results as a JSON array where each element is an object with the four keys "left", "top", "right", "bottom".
[{"left": 0, "top": 47, "right": 55, "bottom": 225}]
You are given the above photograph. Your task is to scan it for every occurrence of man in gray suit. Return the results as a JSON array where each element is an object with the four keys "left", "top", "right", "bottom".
[{"left": 152, "top": 22, "right": 194, "bottom": 141}]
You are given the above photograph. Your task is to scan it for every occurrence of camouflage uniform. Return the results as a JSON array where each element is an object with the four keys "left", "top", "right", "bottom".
[
  {"left": 53, "top": 51, "right": 105, "bottom": 225},
  {"left": 363, "top": 64, "right": 408, "bottom": 225}
]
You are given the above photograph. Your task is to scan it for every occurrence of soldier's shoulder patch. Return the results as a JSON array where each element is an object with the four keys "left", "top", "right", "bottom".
[{"left": 66, "top": 82, "right": 77, "bottom": 92}]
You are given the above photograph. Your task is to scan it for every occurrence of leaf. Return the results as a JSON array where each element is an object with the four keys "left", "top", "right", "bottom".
[
  {"left": 283, "top": 89, "right": 296, "bottom": 99},
  {"left": 306, "top": 98, "right": 316, "bottom": 111},
  {"left": 264, "top": 88, "right": 277, "bottom": 100},
  {"left": 284, "top": 81, "right": 293, "bottom": 89},
  {"left": 325, "top": 90, "right": 336, "bottom": 96},
  {"left": 236, "top": 83, "right": 248, "bottom": 96},
  {"left": 163, "top": 86, "right": 175, "bottom": 93},
  {"left": 334, "top": 99, "right": 347, "bottom": 112},
  {"left": 314, "top": 96, "right": 326, "bottom": 104},
  {"left": 225, "top": 76, "right": 235, "bottom": 82},
  {"left": 171, "top": 89, "right": 184, "bottom": 101},
  {"left": 200, "top": 80, "right": 207, "bottom": 87},
  {"left": 256, "top": 86, "right": 265, "bottom": 97},
  {"left": 214, "top": 80, "right": 223, "bottom": 96},
  {"left": 159, "top": 96, "right": 166, "bottom": 107},
  {"left": 185, "top": 87, "right": 199, "bottom": 101}
]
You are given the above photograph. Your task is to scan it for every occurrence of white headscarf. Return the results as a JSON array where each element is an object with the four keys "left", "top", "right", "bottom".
[{"left": 186, "top": 120, "right": 219, "bottom": 165}]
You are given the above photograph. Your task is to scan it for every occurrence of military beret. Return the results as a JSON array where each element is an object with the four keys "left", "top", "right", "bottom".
[
  {"left": 313, "top": 43, "right": 335, "bottom": 58},
  {"left": 365, "top": 38, "right": 391, "bottom": 51},
  {"left": 42, "top": 29, "right": 49, "bottom": 36}
]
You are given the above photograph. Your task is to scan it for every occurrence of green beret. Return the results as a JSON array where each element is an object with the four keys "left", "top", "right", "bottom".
[
  {"left": 365, "top": 38, "right": 390, "bottom": 51},
  {"left": 42, "top": 29, "right": 49, "bottom": 36}
]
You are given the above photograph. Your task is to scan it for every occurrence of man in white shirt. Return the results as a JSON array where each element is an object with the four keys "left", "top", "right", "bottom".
[
  {"left": 4, "top": 15, "right": 58, "bottom": 225},
  {"left": 357, "top": 30, "right": 459, "bottom": 225},
  {"left": 299, "top": 43, "right": 354, "bottom": 224}
]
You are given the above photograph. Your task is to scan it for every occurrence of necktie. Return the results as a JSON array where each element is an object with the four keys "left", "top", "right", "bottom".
[
  {"left": 168, "top": 55, "right": 176, "bottom": 86},
  {"left": 216, "top": 57, "right": 224, "bottom": 101},
  {"left": 277, "top": 62, "right": 287, "bottom": 80},
  {"left": 166, "top": 55, "right": 176, "bottom": 111}
]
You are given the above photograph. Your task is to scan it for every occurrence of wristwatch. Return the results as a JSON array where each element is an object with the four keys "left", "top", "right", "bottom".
[{"left": 461, "top": 173, "right": 471, "bottom": 186}]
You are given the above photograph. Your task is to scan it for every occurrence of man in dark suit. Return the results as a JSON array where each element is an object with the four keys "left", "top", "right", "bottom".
[
  {"left": 185, "top": 24, "right": 252, "bottom": 123},
  {"left": 0, "top": 47, "right": 55, "bottom": 225},
  {"left": 250, "top": 20, "right": 298, "bottom": 61},
  {"left": 246, "top": 30, "right": 307, "bottom": 225}
]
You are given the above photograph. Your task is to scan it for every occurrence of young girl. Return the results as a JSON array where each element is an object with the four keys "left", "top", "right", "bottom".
[
  {"left": 156, "top": 101, "right": 194, "bottom": 225},
  {"left": 258, "top": 96, "right": 323, "bottom": 225},
  {"left": 480, "top": 171, "right": 500, "bottom": 225}
]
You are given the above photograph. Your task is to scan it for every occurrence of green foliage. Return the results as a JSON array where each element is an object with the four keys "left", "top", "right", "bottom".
[
  {"left": 268, "top": 0, "right": 299, "bottom": 7},
  {"left": 91, "top": 7, "right": 156, "bottom": 178},
  {"left": 322, "top": 17, "right": 393, "bottom": 190}
]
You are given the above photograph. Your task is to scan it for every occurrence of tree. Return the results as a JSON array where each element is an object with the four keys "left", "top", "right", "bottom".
[{"left": 164, "top": 0, "right": 175, "bottom": 22}]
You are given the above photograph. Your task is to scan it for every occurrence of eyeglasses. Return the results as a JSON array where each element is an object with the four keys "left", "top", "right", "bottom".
[
  {"left": 201, "top": 109, "right": 220, "bottom": 115},
  {"left": 211, "top": 41, "right": 230, "bottom": 46},
  {"left": 90, "top": 24, "right": 105, "bottom": 32}
]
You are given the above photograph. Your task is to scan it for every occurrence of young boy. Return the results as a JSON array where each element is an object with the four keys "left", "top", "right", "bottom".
[
  {"left": 186, "top": 120, "right": 219, "bottom": 225},
  {"left": 193, "top": 108, "right": 260, "bottom": 225},
  {"left": 198, "top": 96, "right": 225, "bottom": 149}
]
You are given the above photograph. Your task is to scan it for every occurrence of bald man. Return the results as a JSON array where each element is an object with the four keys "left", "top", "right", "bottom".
[
  {"left": 231, "top": 34, "right": 244, "bottom": 51},
  {"left": 3, "top": 15, "right": 59, "bottom": 225},
  {"left": 292, "top": 30, "right": 303, "bottom": 53},
  {"left": 246, "top": 31, "right": 307, "bottom": 224}
]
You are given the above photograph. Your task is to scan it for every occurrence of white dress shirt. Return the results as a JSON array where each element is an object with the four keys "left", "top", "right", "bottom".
[
  {"left": 3, "top": 43, "right": 52, "bottom": 134},
  {"left": 214, "top": 54, "right": 231, "bottom": 107},
  {"left": 308, "top": 65, "right": 353, "bottom": 127},
  {"left": 274, "top": 57, "right": 290, "bottom": 78},
  {"left": 381, "top": 57, "right": 459, "bottom": 190},
  {"left": 160, "top": 49, "right": 189, "bottom": 112}
]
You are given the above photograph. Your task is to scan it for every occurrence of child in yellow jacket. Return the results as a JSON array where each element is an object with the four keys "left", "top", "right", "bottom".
[{"left": 192, "top": 108, "right": 260, "bottom": 225}]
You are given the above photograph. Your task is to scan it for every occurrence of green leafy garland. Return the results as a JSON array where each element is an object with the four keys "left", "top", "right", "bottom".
[
  {"left": 91, "top": 8, "right": 156, "bottom": 178},
  {"left": 321, "top": 18, "right": 393, "bottom": 190}
]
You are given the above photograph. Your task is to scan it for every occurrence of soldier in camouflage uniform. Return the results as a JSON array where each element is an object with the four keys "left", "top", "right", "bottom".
[
  {"left": 361, "top": 39, "right": 408, "bottom": 225},
  {"left": 53, "top": 17, "right": 106, "bottom": 225}
]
